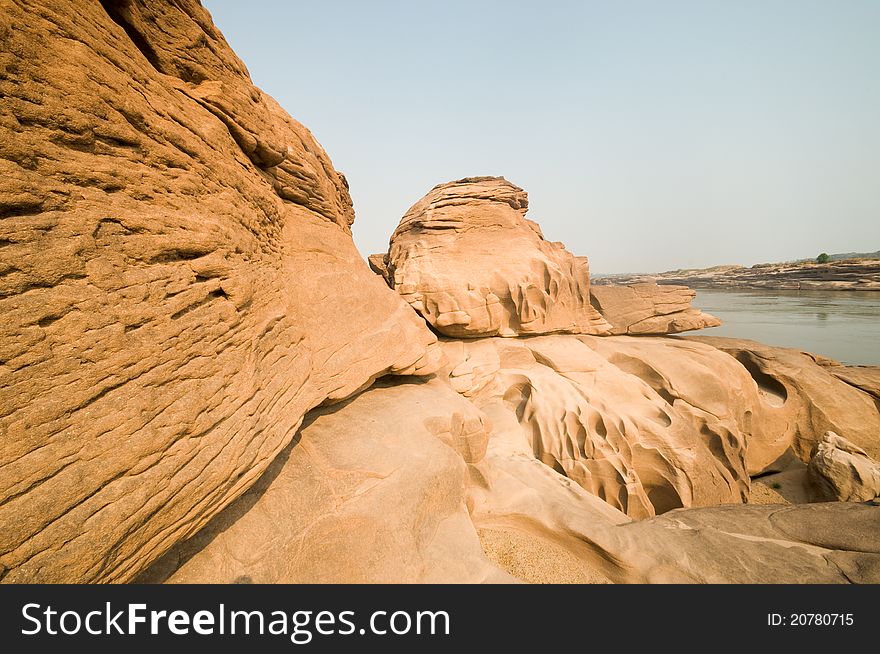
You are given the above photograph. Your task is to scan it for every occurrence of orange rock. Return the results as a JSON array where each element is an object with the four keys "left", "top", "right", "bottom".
[{"left": 0, "top": 0, "right": 439, "bottom": 582}]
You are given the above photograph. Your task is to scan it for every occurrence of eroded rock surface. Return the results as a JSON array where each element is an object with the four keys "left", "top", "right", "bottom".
[
  {"left": 380, "top": 176, "right": 610, "bottom": 337},
  {"left": 687, "top": 337, "right": 880, "bottom": 461},
  {"left": 590, "top": 283, "right": 721, "bottom": 335},
  {"left": 470, "top": 386, "right": 880, "bottom": 583},
  {"left": 439, "top": 334, "right": 802, "bottom": 517},
  {"left": 0, "top": 0, "right": 440, "bottom": 583},
  {"left": 137, "top": 333, "right": 880, "bottom": 585},
  {"left": 139, "top": 378, "right": 506, "bottom": 584}
]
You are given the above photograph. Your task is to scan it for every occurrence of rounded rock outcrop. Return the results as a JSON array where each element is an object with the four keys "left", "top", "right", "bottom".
[{"left": 377, "top": 176, "right": 611, "bottom": 337}]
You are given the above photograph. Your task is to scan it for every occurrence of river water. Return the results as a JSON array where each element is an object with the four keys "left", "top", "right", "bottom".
[{"left": 688, "top": 289, "right": 880, "bottom": 366}]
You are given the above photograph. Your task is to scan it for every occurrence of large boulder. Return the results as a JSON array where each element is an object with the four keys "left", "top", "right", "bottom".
[
  {"left": 808, "top": 432, "right": 880, "bottom": 502},
  {"left": 377, "top": 176, "right": 611, "bottom": 337},
  {"left": 590, "top": 283, "right": 721, "bottom": 335},
  {"left": 0, "top": 0, "right": 440, "bottom": 583}
]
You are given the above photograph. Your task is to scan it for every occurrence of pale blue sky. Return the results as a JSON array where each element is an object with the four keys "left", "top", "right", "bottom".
[{"left": 203, "top": 0, "right": 880, "bottom": 273}]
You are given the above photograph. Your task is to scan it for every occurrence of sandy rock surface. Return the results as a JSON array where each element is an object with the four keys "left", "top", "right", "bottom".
[
  {"left": 140, "top": 378, "right": 507, "bottom": 583},
  {"left": 687, "top": 337, "right": 880, "bottom": 461},
  {"left": 441, "top": 334, "right": 801, "bottom": 517}
]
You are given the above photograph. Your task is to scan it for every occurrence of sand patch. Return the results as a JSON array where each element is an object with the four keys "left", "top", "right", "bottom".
[
  {"left": 478, "top": 526, "right": 611, "bottom": 584},
  {"left": 750, "top": 466, "right": 811, "bottom": 505}
]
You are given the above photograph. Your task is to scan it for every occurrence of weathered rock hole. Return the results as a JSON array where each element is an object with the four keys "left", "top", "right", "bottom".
[
  {"left": 99, "top": 0, "right": 163, "bottom": 74},
  {"left": 734, "top": 352, "right": 788, "bottom": 407}
]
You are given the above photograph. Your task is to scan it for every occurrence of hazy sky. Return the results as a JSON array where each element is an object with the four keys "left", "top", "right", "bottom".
[{"left": 203, "top": 0, "right": 879, "bottom": 273}]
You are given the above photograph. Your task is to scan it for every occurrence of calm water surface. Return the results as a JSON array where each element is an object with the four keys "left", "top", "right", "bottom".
[{"left": 689, "top": 289, "right": 880, "bottom": 366}]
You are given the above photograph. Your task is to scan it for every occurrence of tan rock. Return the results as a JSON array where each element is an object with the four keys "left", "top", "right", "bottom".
[
  {"left": 808, "top": 432, "right": 880, "bottom": 502},
  {"left": 138, "top": 378, "right": 506, "bottom": 583},
  {"left": 0, "top": 0, "right": 440, "bottom": 583},
  {"left": 471, "top": 418, "right": 880, "bottom": 582},
  {"left": 601, "top": 502, "right": 880, "bottom": 583},
  {"left": 824, "top": 365, "right": 880, "bottom": 400},
  {"left": 687, "top": 337, "right": 880, "bottom": 461},
  {"left": 440, "top": 334, "right": 797, "bottom": 517},
  {"left": 368, "top": 252, "right": 390, "bottom": 279},
  {"left": 383, "top": 177, "right": 611, "bottom": 337},
  {"left": 141, "top": 342, "right": 880, "bottom": 584},
  {"left": 589, "top": 282, "right": 721, "bottom": 334}
]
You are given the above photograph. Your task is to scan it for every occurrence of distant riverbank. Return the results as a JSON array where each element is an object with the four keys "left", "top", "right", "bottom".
[
  {"left": 688, "top": 288, "right": 880, "bottom": 366},
  {"left": 595, "top": 258, "right": 880, "bottom": 291}
]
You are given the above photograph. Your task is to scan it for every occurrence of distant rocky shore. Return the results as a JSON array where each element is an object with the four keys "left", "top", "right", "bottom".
[{"left": 595, "top": 259, "right": 880, "bottom": 291}]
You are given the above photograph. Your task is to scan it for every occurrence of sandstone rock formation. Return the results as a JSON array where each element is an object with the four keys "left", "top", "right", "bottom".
[
  {"left": 145, "top": 332, "right": 880, "bottom": 583},
  {"left": 808, "top": 432, "right": 880, "bottom": 502},
  {"left": 139, "top": 378, "right": 506, "bottom": 583},
  {"left": 822, "top": 364, "right": 880, "bottom": 401},
  {"left": 3, "top": 0, "right": 879, "bottom": 588},
  {"left": 146, "top": 359, "right": 880, "bottom": 584},
  {"left": 367, "top": 252, "right": 389, "bottom": 279},
  {"left": 473, "top": 415, "right": 880, "bottom": 583},
  {"left": 378, "top": 176, "right": 611, "bottom": 337},
  {"left": 687, "top": 337, "right": 880, "bottom": 461},
  {"left": 439, "top": 334, "right": 798, "bottom": 517},
  {"left": 589, "top": 283, "right": 721, "bottom": 334},
  {"left": 0, "top": 0, "right": 440, "bottom": 583}
]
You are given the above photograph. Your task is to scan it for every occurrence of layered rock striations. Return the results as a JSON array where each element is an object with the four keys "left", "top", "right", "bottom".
[
  {"left": 376, "top": 177, "right": 611, "bottom": 337},
  {"left": 0, "top": 0, "right": 440, "bottom": 583},
  {"left": 590, "top": 282, "right": 721, "bottom": 335},
  {"left": 146, "top": 348, "right": 880, "bottom": 584}
]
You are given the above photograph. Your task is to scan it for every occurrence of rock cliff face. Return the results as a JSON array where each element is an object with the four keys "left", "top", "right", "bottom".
[
  {"left": 0, "top": 0, "right": 439, "bottom": 583},
  {"left": 590, "top": 283, "right": 721, "bottom": 335},
  {"left": 376, "top": 177, "right": 611, "bottom": 337}
]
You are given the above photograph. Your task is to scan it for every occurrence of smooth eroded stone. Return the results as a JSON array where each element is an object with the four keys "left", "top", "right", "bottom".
[
  {"left": 440, "top": 334, "right": 796, "bottom": 518},
  {"left": 468, "top": 367, "right": 880, "bottom": 582},
  {"left": 383, "top": 176, "right": 611, "bottom": 337},
  {"left": 138, "top": 377, "right": 503, "bottom": 583}
]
